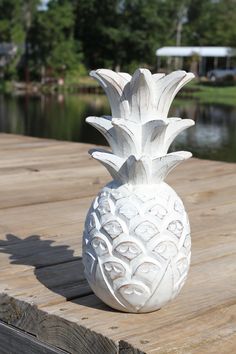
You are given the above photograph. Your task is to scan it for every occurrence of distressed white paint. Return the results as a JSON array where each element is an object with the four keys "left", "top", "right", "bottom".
[{"left": 83, "top": 68, "right": 195, "bottom": 313}]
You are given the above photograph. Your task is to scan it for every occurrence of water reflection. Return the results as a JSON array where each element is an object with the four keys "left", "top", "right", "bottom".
[
  {"left": 170, "top": 102, "right": 236, "bottom": 162},
  {"left": 0, "top": 94, "right": 235, "bottom": 162},
  {"left": 0, "top": 94, "right": 109, "bottom": 144}
]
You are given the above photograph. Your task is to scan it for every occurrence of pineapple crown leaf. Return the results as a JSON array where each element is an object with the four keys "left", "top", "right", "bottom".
[
  {"left": 89, "top": 148, "right": 192, "bottom": 185},
  {"left": 164, "top": 118, "right": 195, "bottom": 154},
  {"left": 90, "top": 68, "right": 194, "bottom": 121},
  {"left": 90, "top": 69, "right": 131, "bottom": 119},
  {"left": 87, "top": 68, "right": 195, "bottom": 185}
]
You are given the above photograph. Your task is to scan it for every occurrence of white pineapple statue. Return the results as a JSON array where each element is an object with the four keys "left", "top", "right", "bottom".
[{"left": 83, "top": 68, "right": 195, "bottom": 313}]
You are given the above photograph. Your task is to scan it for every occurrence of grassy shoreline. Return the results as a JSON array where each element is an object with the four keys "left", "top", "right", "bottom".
[
  {"left": 1, "top": 77, "right": 236, "bottom": 106},
  {"left": 181, "top": 81, "right": 236, "bottom": 106}
]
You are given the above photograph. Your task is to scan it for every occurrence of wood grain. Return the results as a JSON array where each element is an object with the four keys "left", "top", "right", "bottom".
[
  {"left": 0, "top": 133, "right": 235, "bottom": 353},
  {"left": 0, "top": 320, "right": 67, "bottom": 354}
]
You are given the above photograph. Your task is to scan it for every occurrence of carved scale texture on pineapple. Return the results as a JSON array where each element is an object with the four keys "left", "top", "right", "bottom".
[{"left": 83, "top": 68, "right": 195, "bottom": 313}]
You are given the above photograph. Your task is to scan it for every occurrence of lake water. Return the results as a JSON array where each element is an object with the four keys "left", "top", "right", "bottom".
[{"left": 0, "top": 94, "right": 235, "bottom": 162}]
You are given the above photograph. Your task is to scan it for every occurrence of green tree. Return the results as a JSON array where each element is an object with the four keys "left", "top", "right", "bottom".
[
  {"left": 0, "top": 0, "right": 24, "bottom": 43},
  {"left": 75, "top": 0, "right": 167, "bottom": 71},
  {"left": 27, "top": 0, "right": 82, "bottom": 78},
  {"left": 184, "top": 0, "right": 236, "bottom": 46},
  {"left": 119, "top": 0, "right": 163, "bottom": 70},
  {"left": 74, "top": 0, "right": 192, "bottom": 71},
  {"left": 74, "top": 0, "right": 121, "bottom": 69},
  {"left": 0, "top": 0, "right": 39, "bottom": 78}
]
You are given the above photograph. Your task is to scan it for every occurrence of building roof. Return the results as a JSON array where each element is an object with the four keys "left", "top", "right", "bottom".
[{"left": 156, "top": 46, "right": 236, "bottom": 57}]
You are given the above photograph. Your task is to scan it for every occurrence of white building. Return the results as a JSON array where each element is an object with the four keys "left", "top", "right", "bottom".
[{"left": 156, "top": 46, "right": 236, "bottom": 76}]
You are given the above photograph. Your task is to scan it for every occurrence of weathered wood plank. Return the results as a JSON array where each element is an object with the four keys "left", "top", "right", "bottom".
[
  {"left": 0, "top": 134, "right": 235, "bottom": 354},
  {"left": 0, "top": 133, "right": 235, "bottom": 211},
  {"left": 0, "top": 259, "right": 91, "bottom": 305},
  {"left": 0, "top": 320, "right": 67, "bottom": 354},
  {"left": 0, "top": 294, "right": 118, "bottom": 354}
]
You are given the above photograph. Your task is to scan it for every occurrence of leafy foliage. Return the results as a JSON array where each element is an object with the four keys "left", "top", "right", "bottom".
[
  {"left": 0, "top": 0, "right": 236, "bottom": 79},
  {"left": 185, "top": 0, "right": 236, "bottom": 46},
  {"left": 0, "top": 0, "right": 40, "bottom": 78},
  {"left": 27, "top": 0, "right": 82, "bottom": 78}
]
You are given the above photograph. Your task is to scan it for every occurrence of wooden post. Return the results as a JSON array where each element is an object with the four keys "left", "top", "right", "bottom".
[
  {"left": 226, "top": 56, "right": 231, "bottom": 69},
  {"left": 214, "top": 57, "right": 218, "bottom": 69},
  {"left": 157, "top": 56, "right": 161, "bottom": 72}
]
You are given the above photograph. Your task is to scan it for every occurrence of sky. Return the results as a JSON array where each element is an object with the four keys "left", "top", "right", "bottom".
[{"left": 38, "top": 0, "right": 50, "bottom": 11}]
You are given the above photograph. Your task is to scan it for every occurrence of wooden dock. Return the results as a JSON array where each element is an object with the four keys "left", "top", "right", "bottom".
[{"left": 0, "top": 133, "right": 235, "bottom": 354}]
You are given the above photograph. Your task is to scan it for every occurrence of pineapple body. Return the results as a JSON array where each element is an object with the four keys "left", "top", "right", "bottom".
[{"left": 83, "top": 181, "right": 191, "bottom": 313}]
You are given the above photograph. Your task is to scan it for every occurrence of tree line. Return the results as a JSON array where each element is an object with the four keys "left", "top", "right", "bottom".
[{"left": 0, "top": 0, "right": 235, "bottom": 80}]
